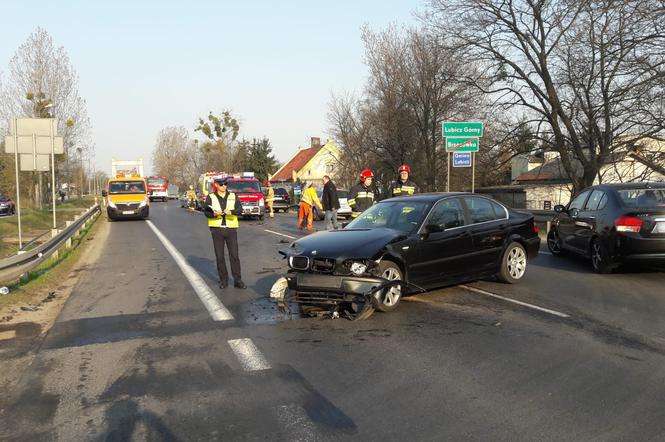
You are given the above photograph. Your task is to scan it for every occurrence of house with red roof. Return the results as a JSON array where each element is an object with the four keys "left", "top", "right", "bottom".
[{"left": 269, "top": 137, "right": 341, "bottom": 185}]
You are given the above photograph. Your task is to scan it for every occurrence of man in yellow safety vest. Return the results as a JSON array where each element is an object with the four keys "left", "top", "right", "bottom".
[
  {"left": 204, "top": 177, "right": 246, "bottom": 289},
  {"left": 298, "top": 183, "right": 323, "bottom": 232}
]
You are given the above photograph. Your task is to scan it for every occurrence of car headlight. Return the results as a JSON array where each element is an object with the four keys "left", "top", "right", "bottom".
[
  {"left": 107, "top": 199, "right": 116, "bottom": 208},
  {"left": 139, "top": 197, "right": 148, "bottom": 208},
  {"left": 350, "top": 262, "right": 367, "bottom": 275},
  {"left": 259, "top": 198, "right": 264, "bottom": 206}
]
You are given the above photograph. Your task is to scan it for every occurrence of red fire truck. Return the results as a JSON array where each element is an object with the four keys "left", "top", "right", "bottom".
[{"left": 147, "top": 176, "right": 169, "bottom": 202}]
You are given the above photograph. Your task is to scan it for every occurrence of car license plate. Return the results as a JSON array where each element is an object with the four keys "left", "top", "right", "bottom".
[
  {"left": 297, "top": 274, "right": 342, "bottom": 289},
  {"left": 122, "top": 210, "right": 134, "bottom": 215},
  {"left": 654, "top": 222, "right": 665, "bottom": 233}
]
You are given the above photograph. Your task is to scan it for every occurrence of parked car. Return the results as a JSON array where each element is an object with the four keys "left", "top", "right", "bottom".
[
  {"left": 547, "top": 183, "right": 665, "bottom": 273},
  {"left": 265, "top": 187, "right": 291, "bottom": 212},
  {"left": 313, "top": 188, "right": 352, "bottom": 220},
  {"left": 275, "top": 193, "right": 540, "bottom": 319},
  {"left": 0, "top": 194, "right": 16, "bottom": 216}
]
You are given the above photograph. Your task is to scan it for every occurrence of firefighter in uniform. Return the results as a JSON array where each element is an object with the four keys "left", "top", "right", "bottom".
[
  {"left": 186, "top": 185, "right": 197, "bottom": 210},
  {"left": 265, "top": 180, "right": 275, "bottom": 218},
  {"left": 348, "top": 169, "right": 377, "bottom": 217},
  {"left": 389, "top": 164, "right": 417, "bottom": 197},
  {"left": 298, "top": 183, "right": 323, "bottom": 232},
  {"left": 204, "top": 177, "right": 246, "bottom": 289}
]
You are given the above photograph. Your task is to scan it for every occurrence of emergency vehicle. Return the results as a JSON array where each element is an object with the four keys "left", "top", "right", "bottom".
[
  {"left": 198, "top": 171, "right": 265, "bottom": 220},
  {"left": 102, "top": 171, "right": 150, "bottom": 221},
  {"left": 147, "top": 176, "right": 169, "bottom": 202}
]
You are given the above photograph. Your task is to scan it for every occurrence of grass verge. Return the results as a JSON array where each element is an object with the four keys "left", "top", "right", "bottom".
[{"left": 0, "top": 209, "right": 102, "bottom": 310}]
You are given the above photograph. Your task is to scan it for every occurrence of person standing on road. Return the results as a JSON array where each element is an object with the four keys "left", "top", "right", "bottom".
[
  {"left": 265, "top": 180, "right": 275, "bottom": 218},
  {"left": 186, "top": 185, "right": 197, "bottom": 210},
  {"left": 298, "top": 183, "right": 323, "bottom": 232},
  {"left": 204, "top": 177, "right": 247, "bottom": 289},
  {"left": 321, "top": 175, "right": 340, "bottom": 230},
  {"left": 348, "top": 169, "right": 377, "bottom": 218},
  {"left": 389, "top": 164, "right": 417, "bottom": 198}
]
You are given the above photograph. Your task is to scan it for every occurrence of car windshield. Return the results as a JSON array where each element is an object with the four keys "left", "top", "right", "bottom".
[
  {"left": 227, "top": 181, "right": 261, "bottom": 193},
  {"left": 109, "top": 181, "right": 146, "bottom": 194},
  {"left": 345, "top": 201, "right": 430, "bottom": 233},
  {"left": 617, "top": 188, "right": 665, "bottom": 208},
  {"left": 0, "top": 195, "right": 8, "bottom": 202},
  {"left": 148, "top": 178, "right": 166, "bottom": 186}
]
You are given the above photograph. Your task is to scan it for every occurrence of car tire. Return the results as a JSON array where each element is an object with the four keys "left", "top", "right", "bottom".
[
  {"left": 372, "top": 261, "right": 403, "bottom": 312},
  {"left": 591, "top": 237, "right": 614, "bottom": 274},
  {"left": 496, "top": 242, "right": 528, "bottom": 284},
  {"left": 546, "top": 227, "right": 566, "bottom": 256}
]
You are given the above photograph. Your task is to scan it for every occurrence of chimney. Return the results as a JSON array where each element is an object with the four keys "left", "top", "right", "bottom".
[{"left": 310, "top": 137, "right": 321, "bottom": 148}]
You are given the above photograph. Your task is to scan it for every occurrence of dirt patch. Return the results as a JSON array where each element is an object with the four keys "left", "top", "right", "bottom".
[{"left": 0, "top": 215, "right": 110, "bottom": 333}]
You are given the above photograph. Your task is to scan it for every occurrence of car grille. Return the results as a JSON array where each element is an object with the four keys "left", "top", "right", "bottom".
[
  {"left": 116, "top": 203, "right": 140, "bottom": 211},
  {"left": 289, "top": 256, "right": 310, "bottom": 270},
  {"left": 311, "top": 258, "right": 336, "bottom": 273},
  {"left": 243, "top": 201, "right": 259, "bottom": 207}
]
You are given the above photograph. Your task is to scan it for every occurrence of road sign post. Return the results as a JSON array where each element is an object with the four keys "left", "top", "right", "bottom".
[
  {"left": 443, "top": 121, "right": 483, "bottom": 192},
  {"left": 13, "top": 119, "right": 21, "bottom": 248}
]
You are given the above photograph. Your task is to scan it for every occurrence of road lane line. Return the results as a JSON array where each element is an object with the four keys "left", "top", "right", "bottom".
[
  {"left": 265, "top": 229, "right": 297, "bottom": 240},
  {"left": 146, "top": 220, "right": 233, "bottom": 321},
  {"left": 459, "top": 285, "right": 570, "bottom": 318},
  {"left": 228, "top": 338, "right": 271, "bottom": 371}
]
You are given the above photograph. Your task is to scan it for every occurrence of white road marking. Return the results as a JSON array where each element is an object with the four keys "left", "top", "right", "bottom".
[
  {"left": 228, "top": 338, "right": 271, "bottom": 371},
  {"left": 265, "top": 229, "right": 297, "bottom": 240},
  {"left": 277, "top": 404, "right": 317, "bottom": 441},
  {"left": 146, "top": 220, "right": 233, "bottom": 321},
  {"left": 0, "top": 330, "right": 17, "bottom": 341},
  {"left": 459, "top": 284, "right": 570, "bottom": 318}
]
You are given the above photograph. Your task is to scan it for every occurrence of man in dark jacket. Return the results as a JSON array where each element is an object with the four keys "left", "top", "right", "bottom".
[
  {"left": 321, "top": 175, "right": 340, "bottom": 230},
  {"left": 389, "top": 164, "right": 417, "bottom": 197},
  {"left": 204, "top": 177, "right": 246, "bottom": 289},
  {"left": 348, "top": 169, "right": 378, "bottom": 217}
]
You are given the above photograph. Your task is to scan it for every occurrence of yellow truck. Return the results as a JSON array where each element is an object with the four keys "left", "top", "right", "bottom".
[{"left": 102, "top": 172, "right": 150, "bottom": 220}]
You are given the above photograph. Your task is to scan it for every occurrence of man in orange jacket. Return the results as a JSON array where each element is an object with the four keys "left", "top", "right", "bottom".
[{"left": 298, "top": 183, "right": 323, "bottom": 232}]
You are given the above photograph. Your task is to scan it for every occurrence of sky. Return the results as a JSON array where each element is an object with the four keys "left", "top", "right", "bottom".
[{"left": 0, "top": 0, "right": 422, "bottom": 175}]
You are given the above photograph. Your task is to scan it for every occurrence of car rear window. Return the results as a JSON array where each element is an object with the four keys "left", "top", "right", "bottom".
[
  {"left": 618, "top": 188, "right": 665, "bottom": 208},
  {"left": 337, "top": 190, "right": 348, "bottom": 198},
  {"left": 275, "top": 188, "right": 288, "bottom": 196}
]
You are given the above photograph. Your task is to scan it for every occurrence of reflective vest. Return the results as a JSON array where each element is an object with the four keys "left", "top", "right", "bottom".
[
  {"left": 348, "top": 183, "right": 376, "bottom": 213},
  {"left": 266, "top": 187, "right": 275, "bottom": 204},
  {"left": 301, "top": 187, "right": 321, "bottom": 208},
  {"left": 208, "top": 192, "right": 239, "bottom": 228},
  {"left": 391, "top": 180, "right": 417, "bottom": 197}
]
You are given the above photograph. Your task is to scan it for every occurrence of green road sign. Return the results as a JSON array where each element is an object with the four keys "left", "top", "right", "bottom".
[
  {"left": 445, "top": 137, "right": 479, "bottom": 152},
  {"left": 443, "top": 121, "right": 484, "bottom": 138}
]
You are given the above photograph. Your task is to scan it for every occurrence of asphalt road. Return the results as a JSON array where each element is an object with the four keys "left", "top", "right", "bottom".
[{"left": 2, "top": 200, "right": 665, "bottom": 441}]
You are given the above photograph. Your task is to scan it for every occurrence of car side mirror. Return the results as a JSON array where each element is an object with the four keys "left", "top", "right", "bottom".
[
  {"left": 554, "top": 204, "right": 566, "bottom": 213},
  {"left": 424, "top": 224, "right": 444, "bottom": 234},
  {"left": 101, "top": 190, "right": 107, "bottom": 197}
]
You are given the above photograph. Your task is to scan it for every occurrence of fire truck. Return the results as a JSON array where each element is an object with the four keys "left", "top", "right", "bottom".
[
  {"left": 198, "top": 171, "right": 265, "bottom": 220},
  {"left": 146, "top": 176, "right": 169, "bottom": 202}
]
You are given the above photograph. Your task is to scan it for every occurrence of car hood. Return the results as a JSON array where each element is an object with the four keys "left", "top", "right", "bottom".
[{"left": 289, "top": 228, "right": 406, "bottom": 259}]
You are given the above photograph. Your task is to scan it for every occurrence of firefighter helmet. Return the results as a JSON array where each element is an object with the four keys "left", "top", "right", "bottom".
[
  {"left": 264, "top": 180, "right": 271, "bottom": 187},
  {"left": 398, "top": 164, "right": 411, "bottom": 173},
  {"left": 359, "top": 169, "right": 374, "bottom": 182}
]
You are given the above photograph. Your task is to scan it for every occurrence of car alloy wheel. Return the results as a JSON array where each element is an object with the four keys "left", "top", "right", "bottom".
[
  {"left": 591, "top": 238, "right": 614, "bottom": 274},
  {"left": 497, "top": 242, "right": 527, "bottom": 284},
  {"left": 373, "top": 261, "right": 402, "bottom": 312},
  {"left": 547, "top": 228, "right": 564, "bottom": 255}
]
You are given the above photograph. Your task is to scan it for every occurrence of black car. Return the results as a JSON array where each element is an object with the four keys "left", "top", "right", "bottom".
[
  {"left": 265, "top": 187, "right": 291, "bottom": 212},
  {"left": 274, "top": 193, "right": 540, "bottom": 319},
  {"left": 0, "top": 194, "right": 16, "bottom": 216},
  {"left": 547, "top": 183, "right": 665, "bottom": 273}
]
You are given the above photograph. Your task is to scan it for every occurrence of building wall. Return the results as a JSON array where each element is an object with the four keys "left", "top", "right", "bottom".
[
  {"left": 295, "top": 140, "right": 341, "bottom": 185},
  {"left": 524, "top": 184, "right": 572, "bottom": 210}
]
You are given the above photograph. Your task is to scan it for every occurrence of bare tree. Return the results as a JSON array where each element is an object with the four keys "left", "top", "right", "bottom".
[
  {"left": 152, "top": 126, "right": 193, "bottom": 189},
  {"left": 425, "top": 0, "right": 665, "bottom": 192}
]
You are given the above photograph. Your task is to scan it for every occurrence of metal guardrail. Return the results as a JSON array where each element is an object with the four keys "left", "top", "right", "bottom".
[{"left": 0, "top": 204, "right": 101, "bottom": 285}]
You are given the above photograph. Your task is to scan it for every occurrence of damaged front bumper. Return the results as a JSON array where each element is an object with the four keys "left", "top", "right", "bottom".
[{"left": 271, "top": 272, "right": 402, "bottom": 306}]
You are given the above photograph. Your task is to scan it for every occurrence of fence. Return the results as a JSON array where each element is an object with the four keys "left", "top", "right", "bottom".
[{"left": 0, "top": 204, "right": 101, "bottom": 285}]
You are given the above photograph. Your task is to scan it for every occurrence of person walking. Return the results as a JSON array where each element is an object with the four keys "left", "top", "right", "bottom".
[
  {"left": 348, "top": 169, "right": 377, "bottom": 217},
  {"left": 321, "top": 175, "right": 340, "bottom": 230},
  {"left": 204, "top": 177, "right": 247, "bottom": 289},
  {"left": 265, "top": 180, "right": 275, "bottom": 218},
  {"left": 389, "top": 164, "right": 417, "bottom": 197},
  {"left": 298, "top": 183, "right": 322, "bottom": 232}
]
